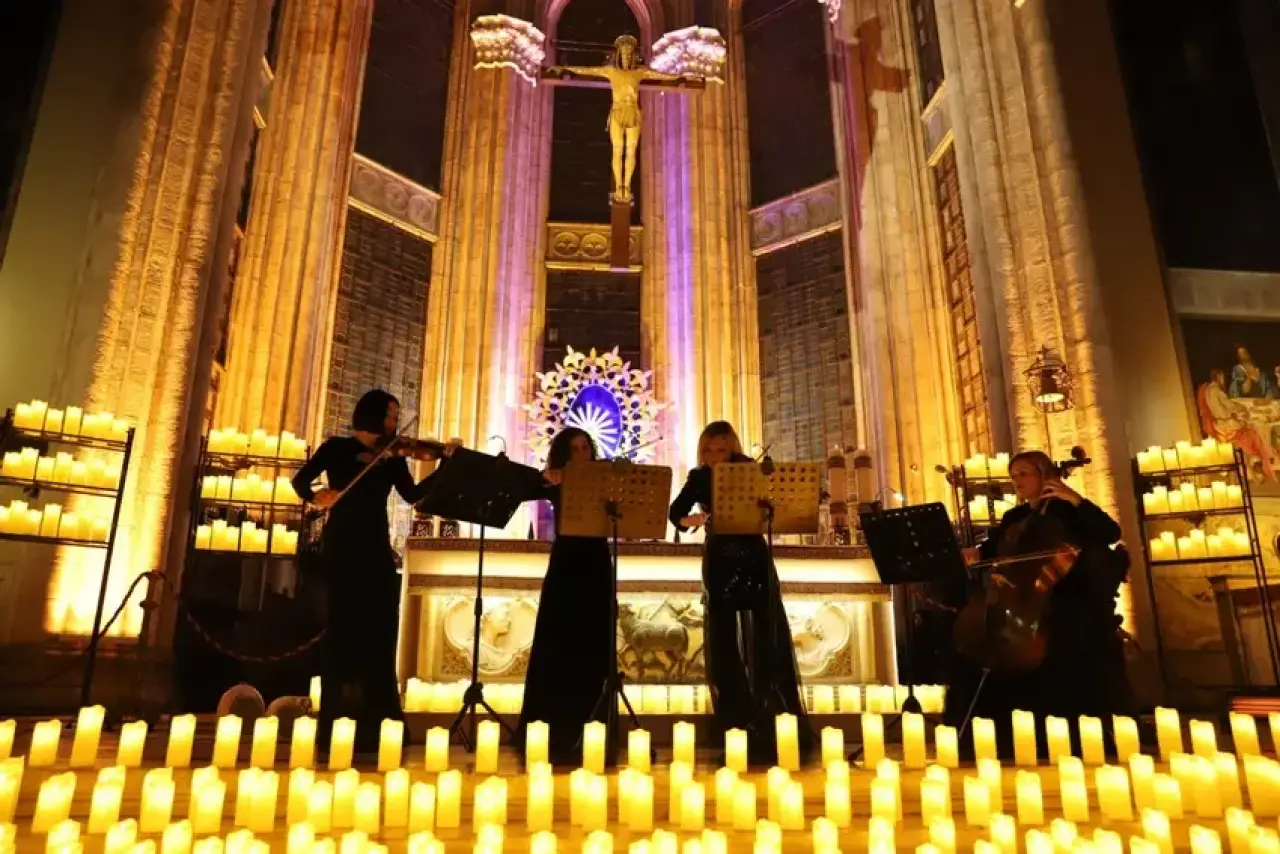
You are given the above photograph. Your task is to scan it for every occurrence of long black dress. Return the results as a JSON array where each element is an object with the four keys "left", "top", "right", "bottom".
[
  {"left": 515, "top": 484, "right": 614, "bottom": 763},
  {"left": 669, "top": 459, "right": 814, "bottom": 762},
  {"left": 292, "top": 437, "right": 434, "bottom": 750},
  {"left": 942, "top": 497, "right": 1133, "bottom": 758}
]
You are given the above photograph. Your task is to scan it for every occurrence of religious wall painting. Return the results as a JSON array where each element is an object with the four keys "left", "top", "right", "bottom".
[{"left": 1182, "top": 317, "right": 1280, "bottom": 495}]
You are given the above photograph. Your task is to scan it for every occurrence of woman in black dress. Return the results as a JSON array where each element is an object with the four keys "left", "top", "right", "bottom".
[
  {"left": 943, "top": 450, "right": 1132, "bottom": 758},
  {"left": 292, "top": 389, "right": 449, "bottom": 752},
  {"left": 515, "top": 427, "right": 614, "bottom": 764},
  {"left": 669, "top": 420, "right": 814, "bottom": 764}
]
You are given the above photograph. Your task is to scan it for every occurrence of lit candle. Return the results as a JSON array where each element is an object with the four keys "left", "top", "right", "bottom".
[
  {"left": 114, "top": 720, "right": 146, "bottom": 767},
  {"left": 190, "top": 779, "right": 226, "bottom": 835},
  {"left": 30, "top": 719, "right": 63, "bottom": 767},
  {"left": 375, "top": 768, "right": 407, "bottom": 830},
  {"left": 972, "top": 718, "right": 997, "bottom": 763},
  {"left": 775, "top": 714, "right": 800, "bottom": 771},
  {"left": 287, "top": 717, "right": 316, "bottom": 770},
  {"left": 1015, "top": 769, "right": 1043, "bottom": 825},
  {"left": 1140, "top": 808, "right": 1174, "bottom": 854},
  {"left": 582, "top": 773, "right": 607, "bottom": 831},
  {"left": 161, "top": 820, "right": 192, "bottom": 854},
  {"left": 286, "top": 823, "right": 314, "bottom": 854},
  {"left": 732, "top": 780, "right": 757, "bottom": 831},
  {"left": 436, "top": 769, "right": 461, "bottom": 828},
  {"left": 250, "top": 717, "right": 278, "bottom": 769},
  {"left": 670, "top": 762, "right": 694, "bottom": 824},
  {"left": 901, "top": 712, "right": 926, "bottom": 769},
  {"left": 673, "top": 722, "right": 696, "bottom": 766},
  {"left": 33, "top": 772, "right": 76, "bottom": 832},
  {"left": 870, "top": 777, "right": 897, "bottom": 823},
  {"left": 680, "top": 782, "right": 706, "bottom": 831},
  {"left": 862, "top": 713, "right": 885, "bottom": 766},
  {"left": 285, "top": 769, "right": 313, "bottom": 825},
  {"left": 1224, "top": 807, "right": 1253, "bottom": 854},
  {"left": 1215, "top": 752, "right": 1243, "bottom": 809},
  {"left": 1155, "top": 708, "right": 1183, "bottom": 760},
  {"left": 248, "top": 769, "right": 278, "bottom": 834},
  {"left": 725, "top": 729, "right": 748, "bottom": 773},
  {"left": 526, "top": 721, "right": 550, "bottom": 767},
  {"left": 1012, "top": 710, "right": 1037, "bottom": 767},
  {"left": 139, "top": 769, "right": 175, "bottom": 833},
  {"left": 425, "top": 726, "right": 449, "bottom": 772},
  {"left": 868, "top": 815, "right": 895, "bottom": 852},
  {"left": 528, "top": 832, "right": 557, "bottom": 854},
  {"left": 167, "top": 715, "right": 196, "bottom": 767},
  {"left": 353, "top": 781, "right": 381, "bottom": 835},
  {"left": 935, "top": 725, "right": 959, "bottom": 769},
  {"left": 812, "top": 816, "right": 839, "bottom": 854},
  {"left": 213, "top": 716, "right": 242, "bottom": 768},
  {"left": 377, "top": 719, "right": 402, "bottom": 772},
  {"left": 1079, "top": 716, "right": 1105, "bottom": 765},
  {"left": 70, "top": 705, "right": 106, "bottom": 767},
  {"left": 1095, "top": 765, "right": 1134, "bottom": 821},
  {"left": 408, "top": 781, "right": 436, "bottom": 834},
  {"left": 522, "top": 764, "right": 552, "bottom": 832},
  {"left": 1059, "top": 757, "right": 1090, "bottom": 822},
  {"left": 779, "top": 781, "right": 804, "bottom": 831},
  {"left": 921, "top": 776, "right": 949, "bottom": 825},
  {"left": 1153, "top": 773, "right": 1183, "bottom": 818},
  {"left": 306, "top": 781, "right": 333, "bottom": 834},
  {"left": 46, "top": 819, "right": 80, "bottom": 853},
  {"left": 1231, "top": 713, "right": 1261, "bottom": 756},
  {"left": 1191, "top": 719, "right": 1218, "bottom": 758},
  {"left": 1113, "top": 715, "right": 1141, "bottom": 762},
  {"left": 476, "top": 720, "right": 500, "bottom": 774},
  {"left": 628, "top": 771, "right": 654, "bottom": 832},
  {"left": 0, "top": 719, "right": 12, "bottom": 760},
  {"left": 964, "top": 776, "right": 991, "bottom": 826},
  {"left": 1189, "top": 826, "right": 1223, "bottom": 854},
  {"left": 88, "top": 773, "right": 124, "bottom": 833},
  {"left": 713, "top": 767, "right": 738, "bottom": 826},
  {"left": 1044, "top": 716, "right": 1071, "bottom": 764},
  {"left": 582, "top": 721, "right": 606, "bottom": 774}
]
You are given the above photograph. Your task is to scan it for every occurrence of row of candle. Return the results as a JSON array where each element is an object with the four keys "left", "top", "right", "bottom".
[
  {"left": 200, "top": 474, "right": 301, "bottom": 505},
  {"left": 961, "top": 453, "right": 1012, "bottom": 481},
  {"left": 0, "top": 500, "right": 111, "bottom": 541},
  {"left": 402, "top": 679, "right": 948, "bottom": 716},
  {"left": 11, "top": 400, "right": 129, "bottom": 442},
  {"left": 1136, "top": 438, "right": 1238, "bottom": 474},
  {"left": 207, "top": 428, "right": 308, "bottom": 460},
  {"left": 1148, "top": 527, "right": 1253, "bottom": 562},
  {"left": 0, "top": 448, "right": 123, "bottom": 490},
  {"left": 195, "top": 521, "right": 300, "bottom": 555},
  {"left": 967, "top": 495, "right": 1016, "bottom": 523},
  {"left": 1141, "top": 482, "right": 1244, "bottom": 516}
]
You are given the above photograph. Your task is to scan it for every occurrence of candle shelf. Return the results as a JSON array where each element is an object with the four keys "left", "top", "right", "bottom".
[
  {"left": 0, "top": 406, "right": 136, "bottom": 707},
  {"left": 945, "top": 456, "right": 1017, "bottom": 549},
  {"left": 1132, "top": 444, "right": 1280, "bottom": 697}
]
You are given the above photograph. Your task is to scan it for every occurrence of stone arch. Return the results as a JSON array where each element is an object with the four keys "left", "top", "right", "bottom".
[{"left": 539, "top": 0, "right": 665, "bottom": 64}]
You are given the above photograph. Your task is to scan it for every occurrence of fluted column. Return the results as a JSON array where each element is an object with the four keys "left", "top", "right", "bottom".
[
  {"left": 827, "top": 0, "right": 964, "bottom": 505},
  {"left": 643, "top": 3, "right": 761, "bottom": 471},
  {"left": 423, "top": 3, "right": 549, "bottom": 465},
  {"left": 218, "top": 0, "right": 373, "bottom": 438},
  {"left": 49, "top": 0, "right": 270, "bottom": 637}
]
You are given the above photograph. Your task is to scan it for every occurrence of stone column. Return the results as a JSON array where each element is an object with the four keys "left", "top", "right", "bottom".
[
  {"left": 642, "top": 4, "right": 762, "bottom": 471},
  {"left": 47, "top": 0, "right": 271, "bottom": 642},
  {"left": 422, "top": 4, "right": 550, "bottom": 461},
  {"left": 827, "top": 0, "right": 965, "bottom": 505},
  {"left": 218, "top": 0, "right": 374, "bottom": 438}
]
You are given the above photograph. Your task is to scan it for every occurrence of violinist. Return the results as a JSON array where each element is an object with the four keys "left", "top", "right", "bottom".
[
  {"left": 944, "top": 450, "right": 1132, "bottom": 759},
  {"left": 292, "top": 389, "right": 454, "bottom": 755}
]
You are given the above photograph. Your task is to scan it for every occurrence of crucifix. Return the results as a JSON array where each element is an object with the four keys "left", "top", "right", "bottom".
[{"left": 543, "top": 34, "right": 709, "bottom": 270}]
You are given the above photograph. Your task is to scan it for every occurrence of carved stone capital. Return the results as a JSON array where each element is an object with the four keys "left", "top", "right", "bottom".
[
  {"left": 749, "top": 179, "right": 842, "bottom": 256},
  {"left": 545, "top": 221, "right": 643, "bottom": 270},
  {"left": 348, "top": 154, "right": 440, "bottom": 242}
]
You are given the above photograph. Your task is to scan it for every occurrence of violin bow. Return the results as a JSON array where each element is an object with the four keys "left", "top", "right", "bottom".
[{"left": 314, "top": 413, "right": 422, "bottom": 517}]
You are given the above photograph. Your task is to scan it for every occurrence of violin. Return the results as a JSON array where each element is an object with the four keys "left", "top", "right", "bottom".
[
  {"left": 951, "top": 448, "right": 1091, "bottom": 674},
  {"left": 363, "top": 435, "right": 449, "bottom": 463}
]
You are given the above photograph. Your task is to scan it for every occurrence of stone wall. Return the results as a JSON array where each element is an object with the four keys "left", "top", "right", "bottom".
[
  {"left": 542, "top": 269, "right": 642, "bottom": 373},
  {"left": 324, "top": 208, "right": 431, "bottom": 435}
]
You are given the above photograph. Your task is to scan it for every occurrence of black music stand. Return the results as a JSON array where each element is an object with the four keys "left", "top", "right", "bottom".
[
  {"left": 417, "top": 447, "right": 545, "bottom": 750},
  {"left": 712, "top": 460, "right": 823, "bottom": 734},
  {"left": 559, "top": 459, "right": 672, "bottom": 766}
]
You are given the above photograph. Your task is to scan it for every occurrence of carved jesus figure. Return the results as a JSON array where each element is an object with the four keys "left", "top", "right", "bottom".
[{"left": 547, "top": 35, "right": 693, "bottom": 204}]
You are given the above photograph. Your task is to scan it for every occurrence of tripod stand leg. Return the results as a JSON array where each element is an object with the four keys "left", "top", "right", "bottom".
[
  {"left": 448, "top": 525, "right": 511, "bottom": 752},
  {"left": 957, "top": 667, "right": 992, "bottom": 743}
]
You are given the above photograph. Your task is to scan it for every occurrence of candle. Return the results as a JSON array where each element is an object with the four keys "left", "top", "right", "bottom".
[
  {"left": 921, "top": 776, "right": 949, "bottom": 825},
  {"left": 33, "top": 772, "right": 76, "bottom": 832},
  {"left": 524, "top": 721, "right": 549, "bottom": 767},
  {"left": 248, "top": 769, "right": 278, "bottom": 834},
  {"left": 517, "top": 763, "right": 551, "bottom": 832},
  {"left": 213, "top": 716, "right": 242, "bottom": 768},
  {"left": 285, "top": 769, "right": 313, "bottom": 825},
  {"left": 902, "top": 712, "right": 926, "bottom": 769},
  {"left": 286, "top": 824, "right": 313, "bottom": 854},
  {"left": 1045, "top": 716, "right": 1071, "bottom": 764},
  {"left": 376, "top": 719, "right": 402, "bottom": 772},
  {"left": 70, "top": 705, "right": 106, "bottom": 767},
  {"left": 1095, "top": 765, "right": 1134, "bottom": 821},
  {"left": 673, "top": 722, "right": 696, "bottom": 766},
  {"left": 725, "top": 729, "right": 748, "bottom": 773},
  {"left": 987, "top": 814, "right": 1016, "bottom": 854},
  {"left": 680, "top": 782, "right": 706, "bottom": 831},
  {"left": 813, "top": 727, "right": 842, "bottom": 768},
  {"left": 1012, "top": 710, "right": 1037, "bottom": 767},
  {"left": 1079, "top": 716, "right": 1105, "bottom": 765},
  {"left": 159, "top": 714, "right": 194, "bottom": 768},
  {"left": 1152, "top": 773, "right": 1182, "bottom": 818},
  {"left": 1140, "top": 808, "right": 1174, "bottom": 854},
  {"left": 1059, "top": 757, "right": 1090, "bottom": 822},
  {"left": 476, "top": 720, "right": 500, "bottom": 774},
  {"left": 0, "top": 719, "right": 12, "bottom": 761},
  {"left": 868, "top": 816, "right": 895, "bottom": 853},
  {"left": 870, "top": 777, "right": 897, "bottom": 823},
  {"left": 862, "top": 713, "right": 885, "bottom": 766},
  {"left": 979, "top": 758, "right": 1003, "bottom": 808},
  {"left": 306, "top": 781, "right": 333, "bottom": 834},
  {"left": 112, "top": 720, "right": 146, "bottom": 767},
  {"left": 377, "top": 768, "right": 408, "bottom": 830},
  {"left": 139, "top": 769, "right": 175, "bottom": 833},
  {"left": 706, "top": 767, "right": 736, "bottom": 827},
  {"left": 191, "top": 779, "right": 226, "bottom": 834},
  {"left": 353, "top": 782, "right": 381, "bottom": 834},
  {"left": 732, "top": 780, "right": 757, "bottom": 831},
  {"left": 1224, "top": 807, "right": 1253, "bottom": 854},
  {"left": 46, "top": 819, "right": 80, "bottom": 853},
  {"left": 1015, "top": 769, "right": 1044, "bottom": 825},
  {"left": 934, "top": 725, "right": 959, "bottom": 769},
  {"left": 250, "top": 717, "right": 278, "bottom": 769},
  {"left": 88, "top": 775, "right": 124, "bottom": 833},
  {"left": 929, "top": 817, "right": 957, "bottom": 854},
  {"left": 775, "top": 714, "right": 800, "bottom": 771},
  {"left": 1231, "top": 713, "right": 1261, "bottom": 756},
  {"left": 1113, "top": 715, "right": 1141, "bottom": 762},
  {"left": 669, "top": 762, "right": 693, "bottom": 824},
  {"left": 408, "top": 781, "right": 436, "bottom": 833},
  {"left": 436, "top": 769, "right": 461, "bottom": 828},
  {"left": 1155, "top": 708, "right": 1183, "bottom": 760},
  {"left": 31, "top": 719, "right": 63, "bottom": 766},
  {"left": 528, "top": 832, "right": 557, "bottom": 854},
  {"left": 160, "top": 821, "right": 193, "bottom": 854},
  {"left": 1192, "top": 755, "right": 1223, "bottom": 818},
  {"left": 289, "top": 717, "right": 316, "bottom": 769},
  {"left": 823, "top": 769, "right": 850, "bottom": 828},
  {"left": 629, "top": 772, "right": 654, "bottom": 832},
  {"left": 424, "top": 726, "right": 449, "bottom": 772},
  {"left": 1189, "top": 826, "right": 1223, "bottom": 854},
  {"left": 1191, "top": 719, "right": 1218, "bottom": 758},
  {"left": 973, "top": 718, "right": 997, "bottom": 762},
  {"left": 582, "top": 773, "right": 607, "bottom": 831},
  {"left": 581, "top": 721, "right": 606, "bottom": 774}
]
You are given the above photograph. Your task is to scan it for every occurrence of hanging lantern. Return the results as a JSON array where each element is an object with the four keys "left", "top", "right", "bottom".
[{"left": 1025, "top": 347, "right": 1073, "bottom": 414}]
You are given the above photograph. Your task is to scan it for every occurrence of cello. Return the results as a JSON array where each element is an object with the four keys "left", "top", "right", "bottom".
[{"left": 951, "top": 448, "right": 1091, "bottom": 675}]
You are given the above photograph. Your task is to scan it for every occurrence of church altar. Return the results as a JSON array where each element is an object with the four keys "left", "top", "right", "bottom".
[{"left": 397, "top": 537, "right": 899, "bottom": 711}]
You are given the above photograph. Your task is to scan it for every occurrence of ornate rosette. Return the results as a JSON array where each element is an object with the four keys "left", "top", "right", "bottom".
[{"left": 525, "top": 347, "right": 664, "bottom": 465}]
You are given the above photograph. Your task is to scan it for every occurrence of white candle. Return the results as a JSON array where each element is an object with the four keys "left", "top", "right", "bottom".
[
  {"left": 353, "top": 781, "right": 381, "bottom": 835},
  {"left": 190, "top": 779, "right": 226, "bottom": 834},
  {"left": 1059, "top": 757, "right": 1090, "bottom": 822},
  {"left": 1113, "top": 715, "right": 1141, "bottom": 762},
  {"left": 250, "top": 717, "right": 278, "bottom": 769},
  {"left": 964, "top": 776, "right": 991, "bottom": 826},
  {"left": 1016, "top": 769, "right": 1044, "bottom": 825},
  {"left": 526, "top": 764, "right": 553, "bottom": 831},
  {"left": 862, "top": 712, "right": 885, "bottom": 766},
  {"left": 935, "top": 725, "right": 959, "bottom": 769},
  {"left": 33, "top": 772, "right": 76, "bottom": 832},
  {"left": 306, "top": 781, "right": 333, "bottom": 834},
  {"left": 823, "top": 769, "right": 850, "bottom": 828},
  {"left": 424, "top": 726, "right": 449, "bottom": 772},
  {"left": 921, "top": 776, "right": 949, "bottom": 825},
  {"left": 680, "top": 781, "right": 706, "bottom": 831},
  {"left": 582, "top": 721, "right": 607, "bottom": 774},
  {"left": 526, "top": 721, "right": 550, "bottom": 767},
  {"left": 331, "top": 768, "right": 358, "bottom": 829},
  {"left": 408, "top": 781, "right": 436, "bottom": 834},
  {"left": 1045, "top": 716, "right": 1071, "bottom": 764},
  {"left": 673, "top": 721, "right": 696, "bottom": 766},
  {"left": 776, "top": 714, "right": 800, "bottom": 771},
  {"left": 1095, "top": 765, "right": 1134, "bottom": 821},
  {"left": 139, "top": 769, "right": 175, "bottom": 833},
  {"left": 436, "top": 769, "right": 461, "bottom": 828},
  {"left": 30, "top": 719, "right": 63, "bottom": 767},
  {"left": 476, "top": 719, "right": 500, "bottom": 774},
  {"left": 1153, "top": 772, "right": 1183, "bottom": 818},
  {"left": 70, "top": 705, "right": 106, "bottom": 767},
  {"left": 88, "top": 773, "right": 124, "bottom": 833},
  {"left": 670, "top": 762, "right": 694, "bottom": 824},
  {"left": 1079, "top": 716, "right": 1105, "bottom": 765},
  {"left": 1155, "top": 708, "right": 1183, "bottom": 760},
  {"left": 973, "top": 718, "right": 997, "bottom": 763},
  {"left": 289, "top": 717, "right": 316, "bottom": 769},
  {"left": 725, "top": 729, "right": 748, "bottom": 773},
  {"left": 628, "top": 771, "right": 654, "bottom": 832},
  {"left": 903, "top": 712, "right": 926, "bottom": 769},
  {"left": 377, "top": 719, "right": 403, "bottom": 772},
  {"left": 732, "top": 780, "right": 757, "bottom": 831},
  {"left": 1230, "top": 713, "right": 1261, "bottom": 756},
  {"left": 819, "top": 727, "right": 843, "bottom": 767},
  {"left": 163, "top": 714, "right": 195, "bottom": 768},
  {"left": 213, "top": 716, "right": 242, "bottom": 768},
  {"left": 116, "top": 720, "right": 147, "bottom": 767},
  {"left": 1012, "top": 710, "right": 1037, "bottom": 766}
]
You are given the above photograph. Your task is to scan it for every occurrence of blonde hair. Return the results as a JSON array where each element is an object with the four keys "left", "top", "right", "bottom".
[{"left": 697, "top": 421, "right": 744, "bottom": 466}]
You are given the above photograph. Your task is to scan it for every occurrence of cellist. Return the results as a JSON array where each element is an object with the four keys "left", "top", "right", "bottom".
[{"left": 943, "top": 450, "right": 1132, "bottom": 759}]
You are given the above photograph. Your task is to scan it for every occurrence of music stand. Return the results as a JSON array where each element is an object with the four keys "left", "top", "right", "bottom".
[
  {"left": 559, "top": 459, "right": 672, "bottom": 765},
  {"left": 712, "top": 460, "right": 823, "bottom": 729},
  {"left": 417, "top": 447, "right": 545, "bottom": 750}
]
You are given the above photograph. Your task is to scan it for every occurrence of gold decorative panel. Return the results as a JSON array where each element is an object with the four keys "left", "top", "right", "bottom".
[
  {"left": 546, "top": 222, "right": 642, "bottom": 270},
  {"left": 749, "top": 180, "right": 842, "bottom": 256}
]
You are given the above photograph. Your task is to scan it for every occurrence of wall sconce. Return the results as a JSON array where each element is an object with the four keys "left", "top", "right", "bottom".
[{"left": 1025, "top": 346, "right": 1073, "bottom": 414}]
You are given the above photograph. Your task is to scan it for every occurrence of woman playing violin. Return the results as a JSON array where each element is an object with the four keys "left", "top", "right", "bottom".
[
  {"left": 292, "top": 389, "right": 454, "bottom": 755},
  {"left": 944, "top": 450, "right": 1132, "bottom": 759}
]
